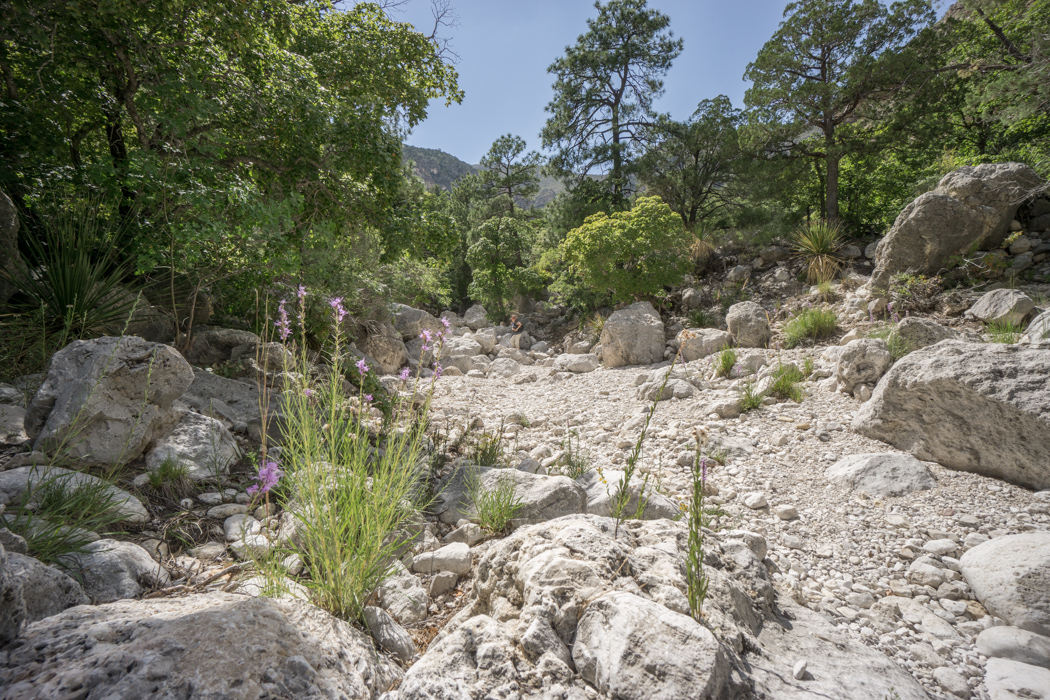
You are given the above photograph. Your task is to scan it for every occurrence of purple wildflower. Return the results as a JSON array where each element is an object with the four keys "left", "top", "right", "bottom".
[
  {"left": 303, "top": 388, "right": 315, "bottom": 398},
  {"left": 297, "top": 284, "right": 307, "bottom": 302},
  {"left": 329, "top": 297, "right": 347, "bottom": 324},
  {"left": 364, "top": 394, "right": 373, "bottom": 403},
  {"left": 398, "top": 367, "right": 411, "bottom": 381},
  {"left": 432, "top": 364, "right": 444, "bottom": 382},
  {"left": 247, "top": 460, "right": 283, "bottom": 498},
  {"left": 275, "top": 299, "right": 291, "bottom": 341},
  {"left": 356, "top": 358, "right": 369, "bottom": 376},
  {"left": 440, "top": 316, "right": 451, "bottom": 330}
]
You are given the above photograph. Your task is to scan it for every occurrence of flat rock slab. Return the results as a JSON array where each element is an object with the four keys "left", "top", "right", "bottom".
[
  {"left": 852, "top": 341, "right": 1050, "bottom": 490},
  {"left": 0, "top": 466, "right": 149, "bottom": 524},
  {"left": 985, "top": 657, "right": 1050, "bottom": 700},
  {"left": 0, "top": 593, "right": 402, "bottom": 699},
  {"left": 825, "top": 453, "right": 936, "bottom": 498},
  {"left": 960, "top": 532, "right": 1050, "bottom": 637},
  {"left": 59, "top": 539, "right": 170, "bottom": 604},
  {"left": 432, "top": 465, "right": 586, "bottom": 525},
  {"left": 577, "top": 469, "right": 680, "bottom": 520}
]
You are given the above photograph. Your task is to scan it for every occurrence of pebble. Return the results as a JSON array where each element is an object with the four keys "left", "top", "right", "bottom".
[
  {"left": 793, "top": 659, "right": 808, "bottom": 680},
  {"left": 207, "top": 503, "right": 248, "bottom": 519},
  {"left": 775, "top": 504, "right": 799, "bottom": 521},
  {"left": 744, "top": 493, "right": 768, "bottom": 509}
]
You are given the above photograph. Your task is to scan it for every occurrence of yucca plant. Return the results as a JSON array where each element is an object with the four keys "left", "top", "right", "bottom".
[{"left": 791, "top": 219, "right": 842, "bottom": 284}]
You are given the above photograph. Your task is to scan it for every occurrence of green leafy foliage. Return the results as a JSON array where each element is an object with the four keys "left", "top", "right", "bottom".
[{"left": 560, "top": 196, "right": 690, "bottom": 306}]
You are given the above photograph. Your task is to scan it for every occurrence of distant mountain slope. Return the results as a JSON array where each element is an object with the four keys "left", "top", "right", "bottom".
[{"left": 403, "top": 145, "right": 477, "bottom": 190}]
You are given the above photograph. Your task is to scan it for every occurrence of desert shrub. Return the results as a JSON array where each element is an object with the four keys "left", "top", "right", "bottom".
[
  {"left": 688, "top": 308, "right": 715, "bottom": 328},
  {"left": 889, "top": 273, "right": 942, "bottom": 313},
  {"left": 783, "top": 307, "right": 838, "bottom": 347},
  {"left": 791, "top": 219, "right": 842, "bottom": 283}
]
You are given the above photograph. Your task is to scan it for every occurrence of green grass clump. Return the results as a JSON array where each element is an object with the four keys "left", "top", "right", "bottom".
[
  {"left": 768, "top": 364, "right": 805, "bottom": 403},
  {"left": 802, "top": 356, "right": 815, "bottom": 377},
  {"left": 688, "top": 308, "right": 714, "bottom": 329},
  {"left": 986, "top": 319, "right": 1024, "bottom": 344},
  {"left": 146, "top": 458, "right": 195, "bottom": 501},
  {"left": 554, "top": 429, "right": 590, "bottom": 479},
  {"left": 1, "top": 468, "right": 128, "bottom": 565},
  {"left": 467, "top": 423, "right": 508, "bottom": 467},
  {"left": 714, "top": 348, "right": 737, "bottom": 379},
  {"left": 867, "top": 326, "right": 913, "bottom": 361},
  {"left": 783, "top": 307, "right": 839, "bottom": 348},
  {"left": 465, "top": 469, "right": 524, "bottom": 534},
  {"left": 739, "top": 379, "right": 764, "bottom": 413}
]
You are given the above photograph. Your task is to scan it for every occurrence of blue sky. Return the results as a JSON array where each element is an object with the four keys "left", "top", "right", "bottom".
[{"left": 391, "top": 0, "right": 790, "bottom": 163}]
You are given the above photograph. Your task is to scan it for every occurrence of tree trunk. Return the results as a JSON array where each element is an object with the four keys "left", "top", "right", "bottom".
[
  {"left": 826, "top": 154, "right": 840, "bottom": 225},
  {"left": 611, "top": 106, "right": 622, "bottom": 198}
]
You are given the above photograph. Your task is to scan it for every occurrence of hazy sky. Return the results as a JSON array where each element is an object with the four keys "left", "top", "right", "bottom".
[{"left": 391, "top": 0, "right": 789, "bottom": 163}]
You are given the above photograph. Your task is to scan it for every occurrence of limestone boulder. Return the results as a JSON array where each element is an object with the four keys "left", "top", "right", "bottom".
[
  {"left": 0, "top": 542, "right": 26, "bottom": 645},
  {"left": 60, "top": 539, "right": 170, "bottom": 604},
  {"left": 0, "top": 465, "right": 149, "bottom": 524},
  {"left": 485, "top": 357, "right": 520, "bottom": 379},
  {"left": 977, "top": 626, "right": 1050, "bottom": 670},
  {"left": 577, "top": 469, "right": 680, "bottom": 520},
  {"left": 894, "top": 317, "right": 957, "bottom": 350},
  {"left": 871, "top": 162, "right": 1045, "bottom": 289},
  {"left": 0, "top": 593, "right": 402, "bottom": 698},
  {"left": 463, "top": 304, "right": 490, "bottom": 331},
  {"left": 179, "top": 368, "right": 261, "bottom": 432},
  {"left": 443, "top": 336, "right": 483, "bottom": 358},
  {"left": 376, "top": 560, "right": 428, "bottom": 625},
  {"left": 0, "top": 404, "right": 27, "bottom": 445},
  {"left": 852, "top": 341, "right": 1050, "bottom": 489},
  {"left": 361, "top": 322, "right": 409, "bottom": 375},
  {"left": 552, "top": 353, "right": 599, "bottom": 374},
  {"left": 392, "top": 304, "right": 444, "bottom": 341},
  {"left": 836, "top": 338, "right": 892, "bottom": 396},
  {"left": 960, "top": 532, "right": 1050, "bottom": 636},
  {"left": 5, "top": 551, "right": 89, "bottom": 623},
  {"left": 600, "top": 302, "right": 665, "bottom": 368},
  {"left": 431, "top": 466, "right": 586, "bottom": 525},
  {"left": 676, "top": 328, "right": 732, "bottom": 362},
  {"left": 985, "top": 657, "right": 1050, "bottom": 700},
  {"left": 967, "top": 288, "right": 1035, "bottom": 326},
  {"left": 185, "top": 327, "right": 260, "bottom": 366},
  {"left": 825, "top": 453, "right": 936, "bottom": 498},
  {"left": 145, "top": 412, "right": 239, "bottom": 481},
  {"left": 25, "top": 336, "right": 193, "bottom": 466},
  {"left": 726, "top": 301, "right": 771, "bottom": 348},
  {"left": 1023, "top": 310, "right": 1050, "bottom": 344}
]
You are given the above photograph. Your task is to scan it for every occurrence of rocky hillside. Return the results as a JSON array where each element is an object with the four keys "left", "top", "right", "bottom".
[
  {"left": 403, "top": 144, "right": 477, "bottom": 190},
  {"left": 1, "top": 163, "right": 1050, "bottom": 700}
]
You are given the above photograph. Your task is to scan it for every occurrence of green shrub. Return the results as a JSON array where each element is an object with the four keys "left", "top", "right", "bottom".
[
  {"left": 553, "top": 429, "right": 590, "bottom": 479},
  {"left": 714, "top": 348, "right": 737, "bottom": 379},
  {"left": 561, "top": 196, "right": 690, "bottom": 305},
  {"left": 783, "top": 307, "right": 838, "bottom": 347},
  {"left": 467, "top": 423, "right": 508, "bottom": 468},
  {"left": 791, "top": 219, "right": 842, "bottom": 283}
]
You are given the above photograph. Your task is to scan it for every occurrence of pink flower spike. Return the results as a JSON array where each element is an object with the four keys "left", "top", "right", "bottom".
[
  {"left": 440, "top": 317, "right": 451, "bottom": 330},
  {"left": 356, "top": 358, "right": 369, "bottom": 376},
  {"left": 398, "top": 367, "right": 410, "bottom": 381},
  {"left": 364, "top": 394, "right": 373, "bottom": 403}
]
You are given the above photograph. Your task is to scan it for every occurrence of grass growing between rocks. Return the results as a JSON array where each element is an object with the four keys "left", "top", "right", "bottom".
[
  {"left": 867, "top": 325, "right": 913, "bottom": 361},
  {"left": 467, "top": 422, "right": 509, "bottom": 468},
  {"left": 555, "top": 428, "right": 590, "bottom": 479},
  {"left": 145, "top": 457, "right": 195, "bottom": 501},
  {"left": 739, "top": 379, "right": 763, "bottom": 413},
  {"left": 0, "top": 468, "right": 128, "bottom": 565},
  {"left": 768, "top": 364, "right": 805, "bottom": 403},
  {"left": 465, "top": 469, "right": 523, "bottom": 534},
  {"left": 986, "top": 319, "right": 1024, "bottom": 343},
  {"left": 714, "top": 348, "right": 736, "bottom": 379},
  {"left": 685, "top": 433, "right": 729, "bottom": 622},
  {"left": 783, "top": 307, "right": 838, "bottom": 348}
]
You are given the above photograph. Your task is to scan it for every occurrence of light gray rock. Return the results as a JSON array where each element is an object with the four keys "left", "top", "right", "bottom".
[
  {"left": 577, "top": 469, "right": 680, "bottom": 520},
  {"left": 967, "top": 288, "right": 1035, "bottom": 326},
  {"left": 960, "top": 532, "right": 1050, "bottom": 636},
  {"left": 145, "top": 412, "right": 239, "bottom": 481},
  {"left": 443, "top": 335, "right": 483, "bottom": 358},
  {"left": 179, "top": 367, "right": 262, "bottom": 431},
  {"left": 600, "top": 302, "right": 665, "bottom": 368},
  {"left": 429, "top": 570, "right": 458, "bottom": 597},
  {"left": 852, "top": 341, "right": 1050, "bottom": 489},
  {"left": 895, "top": 317, "right": 957, "bottom": 350},
  {"left": 676, "top": 328, "right": 732, "bottom": 362},
  {"left": 432, "top": 465, "right": 587, "bottom": 525},
  {"left": 60, "top": 539, "right": 170, "bottom": 603},
  {"left": 871, "top": 162, "right": 1045, "bottom": 289},
  {"left": 25, "top": 336, "right": 193, "bottom": 466},
  {"left": 836, "top": 338, "right": 892, "bottom": 396},
  {"left": 726, "top": 301, "right": 771, "bottom": 348},
  {"left": 0, "top": 542, "right": 26, "bottom": 645},
  {"left": 1022, "top": 310, "right": 1050, "bottom": 344},
  {"left": 573, "top": 591, "right": 730, "bottom": 700},
  {"left": 392, "top": 304, "right": 444, "bottom": 341},
  {"left": 825, "top": 453, "right": 936, "bottom": 498},
  {"left": 726, "top": 264, "right": 750, "bottom": 282},
  {"left": 977, "top": 626, "right": 1050, "bottom": 669},
  {"left": 412, "top": 542, "right": 471, "bottom": 576},
  {"left": 0, "top": 465, "right": 149, "bottom": 524},
  {"left": 472, "top": 328, "right": 497, "bottom": 354},
  {"left": 185, "top": 327, "right": 259, "bottom": 366},
  {"left": 0, "top": 405, "right": 27, "bottom": 445},
  {"left": 485, "top": 357, "right": 520, "bottom": 379},
  {"left": 376, "top": 561, "right": 427, "bottom": 624},
  {"left": 681, "top": 287, "right": 703, "bottom": 308},
  {"left": 361, "top": 322, "right": 409, "bottom": 375},
  {"left": 463, "top": 304, "right": 490, "bottom": 331},
  {"left": 984, "top": 658, "right": 1050, "bottom": 700},
  {"left": 552, "top": 353, "right": 599, "bottom": 373},
  {"left": 363, "top": 605, "right": 417, "bottom": 662},
  {"left": 5, "top": 551, "right": 88, "bottom": 623},
  {"left": 0, "top": 593, "right": 402, "bottom": 698},
  {"left": 933, "top": 666, "right": 970, "bottom": 698}
]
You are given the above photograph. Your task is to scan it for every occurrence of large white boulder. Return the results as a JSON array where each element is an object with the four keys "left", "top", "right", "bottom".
[
  {"left": 360, "top": 321, "right": 409, "bottom": 375},
  {"left": 185, "top": 327, "right": 259, "bottom": 366},
  {"left": 145, "top": 412, "right": 240, "bottom": 482},
  {"left": 179, "top": 368, "right": 261, "bottom": 431},
  {"left": 870, "top": 162, "right": 1045, "bottom": 289},
  {"left": 825, "top": 453, "right": 936, "bottom": 498},
  {"left": 552, "top": 353, "right": 599, "bottom": 374},
  {"left": 0, "top": 593, "right": 402, "bottom": 698},
  {"left": 392, "top": 304, "right": 444, "bottom": 341},
  {"left": 984, "top": 657, "right": 1050, "bottom": 700},
  {"left": 1023, "top": 310, "right": 1050, "bottom": 344},
  {"left": 463, "top": 304, "right": 490, "bottom": 331},
  {"left": 726, "top": 301, "right": 771, "bottom": 348},
  {"left": 894, "top": 317, "right": 957, "bottom": 350},
  {"left": 967, "top": 288, "right": 1035, "bottom": 326},
  {"left": 4, "top": 550, "right": 89, "bottom": 623},
  {"left": 852, "top": 341, "right": 1050, "bottom": 489},
  {"left": 676, "top": 328, "right": 732, "bottom": 362},
  {"left": 25, "top": 337, "right": 193, "bottom": 466},
  {"left": 600, "top": 302, "right": 665, "bottom": 368},
  {"left": 960, "top": 533, "right": 1050, "bottom": 637},
  {"left": 836, "top": 338, "right": 892, "bottom": 396}
]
